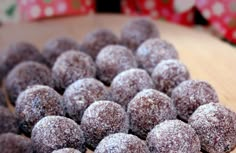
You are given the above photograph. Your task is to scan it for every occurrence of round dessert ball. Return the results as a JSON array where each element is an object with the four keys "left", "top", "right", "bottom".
[
  {"left": 15, "top": 85, "right": 64, "bottom": 135},
  {"left": 63, "top": 78, "right": 109, "bottom": 123},
  {"left": 5, "top": 61, "right": 53, "bottom": 105},
  {"left": 52, "top": 51, "right": 96, "bottom": 92},
  {"left": 171, "top": 80, "right": 219, "bottom": 121},
  {"left": 95, "top": 133, "right": 150, "bottom": 153},
  {"left": 0, "top": 89, "right": 7, "bottom": 107},
  {"left": 121, "top": 18, "right": 159, "bottom": 51},
  {"left": 0, "top": 42, "right": 45, "bottom": 81},
  {"left": 110, "top": 68, "right": 155, "bottom": 108},
  {"left": 127, "top": 89, "right": 177, "bottom": 139},
  {"left": 0, "top": 133, "right": 32, "bottom": 153},
  {"left": 189, "top": 103, "right": 236, "bottom": 153},
  {"left": 0, "top": 106, "right": 18, "bottom": 134},
  {"left": 52, "top": 148, "right": 81, "bottom": 153},
  {"left": 146, "top": 120, "right": 201, "bottom": 153},
  {"left": 80, "top": 28, "right": 119, "bottom": 59},
  {"left": 151, "top": 59, "right": 190, "bottom": 96},
  {"left": 42, "top": 37, "right": 80, "bottom": 67},
  {"left": 136, "top": 38, "right": 179, "bottom": 73},
  {"left": 31, "top": 116, "right": 85, "bottom": 153},
  {"left": 96, "top": 45, "right": 138, "bottom": 84},
  {"left": 81, "top": 101, "right": 129, "bottom": 149}
]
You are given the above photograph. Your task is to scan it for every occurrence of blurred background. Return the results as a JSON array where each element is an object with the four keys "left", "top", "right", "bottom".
[{"left": 0, "top": 0, "right": 235, "bottom": 44}]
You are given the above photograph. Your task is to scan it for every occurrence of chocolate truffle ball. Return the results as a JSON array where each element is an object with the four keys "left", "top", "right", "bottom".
[
  {"left": 5, "top": 61, "right": 53, "bottom": 105},
  {"left": 189, "top": 103, "right": 236, "bottom": 153},
  {"left": 146, "top": 120, "right": 201, "bottom": 153},
  {"left": 110, "top": 68, "right": 155, "bottom": 108},
  {"left": 52, "top": 148, "right": 81, "bottom": 153},
  {"left": 0, "top": 42, "right": 45, "bottom": 81},
  {"left": 15, "top": 85, "right": 64, "bottom": 135},
  {"left": 95, "top": 133, "right": 150, "bottom": 153},
  {"left": 121, "top": 18, "right": 159, "bottom": 51},
  {"left": 42, "top": 37, "right": 80, "bottom": 66},
  {"left": 151, "top": 59, "right": 190, "bottom": 96},
  {"left": 0, "top": 106, "right": 18, "bottom": 134},
  {"left": 81, "top": 101, "right": 129, "bottom": 149},
  {"left": 171, "top": 80, "right": 219, "bottom": 121},
  {"left": 80, "top": 28, "right": 119, "bottom": 59},
  {"left": 0, "top": 133, "right": 32, "bottom": 153},
  {"left": 63, "top": 78, "right": 109, "bottom": 123},
  {"left": 52, "top": 51, "right": 96, "bottom": 92},
  {"left": 96, "top": 45, "right": 138, "bottom": 84},
  {"left": 31, "top": 116, "right": 85, "bottom": 153},
  {"left": 136, "top": 38, "right": 179, "bottom": 73},
  {"left": 0, "top": 89, "right": 7, "bottom": 107},
  {"left": 127, "top": 89, "right": 177, "bottom": 139}
]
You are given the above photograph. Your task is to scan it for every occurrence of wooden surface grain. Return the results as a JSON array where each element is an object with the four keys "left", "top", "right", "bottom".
[{"left": 0, "top": 14, "right": 236, "bottom": 153}]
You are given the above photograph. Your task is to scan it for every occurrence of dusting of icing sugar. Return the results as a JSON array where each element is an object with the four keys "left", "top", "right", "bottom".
[
  {"left": 15, "top": 85, "right": 64, "bottom": 135},
  {"left": 80, "top": 28, "right": 119, "bottom": 59},
  {"left": 121, "top": 18, "right": 160, "bottom": 51},
  {"left": 52, "top": 50, "right": 96, "bottom": 90},
  {"left": 96, "top": 45, "right": 137, "bottom": 84},
  {"left": 146, "top": 120, "right": 201, "bottom": 153},
  {"left": 171, "top": 80, "right": 219, "bottom": 121},
  {"left": 31, "top": 116, "right": 85, "bottom": 153},
  {"left": 94, "top": 133, "right": 149, "bottom": 153},
  {"left": 189, "top": 103, "right": 236, "bottom": 153},
  {"left": 80, "top": 101, "right": 129, "bottom": 149},
  {"left": 42, "top": 37, "right": 79, "bottom": 66},
  {"left": 110, "top": 68, "right": 155, "bottom": 108},
  {"left": 52, "top": 148, "right": 81, "bottom": 153},
  {"left": 152, "top": 59, "right": 190, "bottom": 96},
  {"left": 5, "top": 61, "right": 54, "bottom": 104},
  {"left": 127, "top": 89, "right": 177, "bottom": 139},
  {"left": 136, "top": 38, "right": 179, "bottom": 73},
  {"left": 63, "top": 78, "right": 109, "bottom": 123}
]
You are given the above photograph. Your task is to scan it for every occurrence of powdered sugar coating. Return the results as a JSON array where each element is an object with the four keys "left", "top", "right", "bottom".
[
  {"left": 110, "top": 68, "right": 155, "bottom": 108},
  {"left": 63, "top": 78, "right": 109, "bottom": 123},
  {"left": 15, "top": 85, "right": 64, "bottom": 135},
  {"left": 0, "top": 42, "right": 45, "bottom": 81},
  {"left": 171, "top": 80, "right": 219, "bottom": 121},
  {"left": 96, "top": 45, "right": 138, "bottom": 84},
  {"left": 80, "top": 101, "right": 129, "bottom": 149},
  {"left": 94, "top": 133, "right": 150, "bottom": 153},
  {"left": 80, "top": 28, "right": 119, "bottom": 59},
  {"left": 152, "top": 59, "right": 190, "bottom": 96},
  {"left": 0, "top": 106, "right": 19, "bottom": 134},
  {"left": 31, "top": 116, "right": 85, "bottom": 153},
  {"left": 136, "top": 38, "right": 179, "bottom": 73},
  {"left": 52, "top": 148, "right": 81, "bottom": 153},
  {"left": 127, "top": 89, "right": 177, "bottom": 139},
  {"left": 189, "top": 103, "right": 236, "bottom": 153},
  {"left": 0, "top": 133, "right": 32, "bottom": 153},
  {"left": 121, "top": 18, "right": 159, "bottom": 51},
  {"left": 5, "top": 61, "right": 53, "bottom": 105},
  {"left": 146, "top": 120, "right": 201, "bottom": 153},
  {"left": 52, "top": 51, "right": 96, "bottom": 92},
  {"left": 43, "top": 37, "right": 80, "bottom": 67}
]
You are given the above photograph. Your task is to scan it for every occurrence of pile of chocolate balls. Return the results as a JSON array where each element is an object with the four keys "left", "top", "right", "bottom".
[{"left": 0, "top": 18, "right": 235, "bottom": 153}]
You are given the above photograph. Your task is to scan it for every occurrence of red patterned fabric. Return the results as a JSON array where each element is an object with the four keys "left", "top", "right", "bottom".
[
  {"left": 121, "top": 0, "right": 195, "bottom": 26},
  {"left": 122, "top": 0, "right": 236, "bottom": 44},
  {"left": 196, "top": 0, "right": 236, "bottom": 43},
  {"left": 18, "top": 0, "right": 95, "bottom": 20}
]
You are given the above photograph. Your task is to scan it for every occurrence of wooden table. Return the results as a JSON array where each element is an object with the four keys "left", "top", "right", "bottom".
[{"left": 0, "top": 14, "right": 236, "bottom": 153}]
